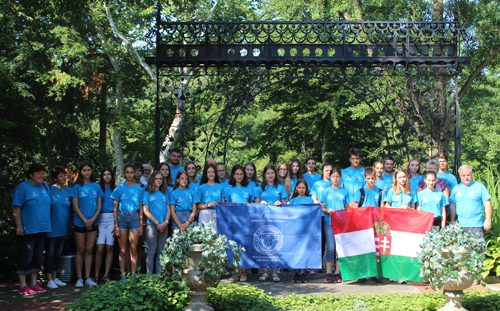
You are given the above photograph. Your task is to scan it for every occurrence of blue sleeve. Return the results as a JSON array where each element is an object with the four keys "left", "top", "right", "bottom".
[
  {"left": 449, "top": 190, "right": 457, "bottom": 204},
  {"left": 196, "top": 185, "right": 204, "bottom": 201},
  {"left": 384, "top": 189, "right": 393, "bottom": 203},
  {"left": 310, "top": 185, "right": 318, "bottom": 197},
  {"left": 481, "top": 184, "right": 492, "bottom": 202},
  {"left": 253, "top": 187, "right": 262, "bottom": 199},
  {"left": 440, "top": 193, "right": 449, "bottom": 207},
  {"left": 339, "top": 179, "right": 344, "bottom": 187},
  {"left": 345, "top": 191, "right": 351, "bottom": 204},
  {"left": 192, "top": 190, "right": 201, "bottom": 204},
  {"left": 69, "top": 185, "right": 80, "bottom": 199},
  {"left": 354, "top": 189, "right": 361, "bottom": 203},
  {"left": 290, "top": 181, "right": 296, "bottom": 193},
  {"left": 140, "top": 188, "right": 145, "bottom": 203},
  {"left": 11, "top": 183, "right": 26, "bottom": 207},
  {"left": 280, "top": 186, "right": 288, "bottom": 200},
  {"left": 110, "top": 187, "right": 120, "bottom": 202},
  {"left": 223, "top": 188, "right": 230, "bottom": 202},
  {"left": 142, "top": 192, "right": 150, "bottom": 206},
  {"left": 410, "top": 193, "right": 417, "bottom": 204},
  {"left": 97, "top": 185, "right": 104, "bottom": 198},
  {"left": 167, "top": 193, "right": 174, "bottom": 205}
]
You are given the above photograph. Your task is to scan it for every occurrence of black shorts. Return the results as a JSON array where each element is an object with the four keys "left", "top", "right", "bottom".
[{"left": 74, "top": 226, "right": 98, "bottom": 233}]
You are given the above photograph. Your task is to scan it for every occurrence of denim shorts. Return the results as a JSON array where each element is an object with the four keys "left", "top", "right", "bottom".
[
  {"left": 172, "top": 210, "right": 191, "bottom": 229},
  {"left": 324, "top": 221, "right": 337, "bottom": 263},
  {"left": 117, "top": 211, "right": 140, "bottom": 231}
]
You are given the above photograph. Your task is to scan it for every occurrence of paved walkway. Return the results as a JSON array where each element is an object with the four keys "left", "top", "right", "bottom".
[{"left": 0, "top": 272, "right": 494, "bottom": 310}]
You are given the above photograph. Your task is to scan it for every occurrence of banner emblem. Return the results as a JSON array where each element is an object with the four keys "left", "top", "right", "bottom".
[
  {"left": 253, "top": 225, "right": 283, "bottom": 255},
  {"left": 374, "top": 219, "right": 392, "bottom": 261}
]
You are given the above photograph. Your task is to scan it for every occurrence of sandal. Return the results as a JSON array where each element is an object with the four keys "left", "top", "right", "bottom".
[
  {"left": 259, "top": 273, "right": 269, "bottom": 281},
  {"left": 240, "top": 274, "right": 247, "bottom": 282},
  {"left": 273, "top": 273, "right": 280, "bottom": 282}
]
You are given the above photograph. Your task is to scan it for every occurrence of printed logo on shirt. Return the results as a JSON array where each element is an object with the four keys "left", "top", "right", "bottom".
[
  {"left": 339, "top": 194, "right": 345, "bottom": 200},
  {"left": 262, "top": 191, "right": 268, "bottom": 197},
  {"left": 422, "top": 197, "right": 429, "bottom": 204},
  {"left": 42, "top": 190, "right": 48, "bottom": 196},
  {"left": 149, "top": 196, "right": 157, "bottom": 201},
  {"left": 177, "top": 197, "right": 184, "bottom": 203},
  {"left": 468, "top": 191, "right": 475, "bottom": 197},
  {"left": 93, "top": 191, "right": 97, "bottom": 196},
  {"left": 436, "top": 196, "right": 441, "bottom": 201},
  {"left": 327, "top": 194, "right": 334, "bottom": 200},
  {"left": 456, "top": 191, "right": 463, "bottom": 197},
  {"left": 31, "top": 191, "right": 39, "bottom": 197},
  {"left": 375, "top": 194, "right": 379, "bottom": 200},
  {"left": 344, "top": 176, "right": 352, "bottom": 181},
  {"left": 80, "top": 191, "right": 87, "bottom": 197},
  {"left": 357, "top": 176, "right": 362, "bottom": 181},
  {"left": 120, "top": 194, "right": 128, "bottom": 200}
]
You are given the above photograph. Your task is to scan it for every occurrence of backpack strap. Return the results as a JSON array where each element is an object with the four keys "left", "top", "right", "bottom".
[
  {"left": 359, "top": 188, "right": 365, "bottom": 207},
  {"left": 378, "top": 189, "right": 383, "bottom": 207}
]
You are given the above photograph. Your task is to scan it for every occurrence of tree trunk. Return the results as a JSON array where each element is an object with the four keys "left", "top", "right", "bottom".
[
  {"left": 112, "top": 78, "right": 124, "bottom": 180},
  {"left": 99, "top": 84, "right": 108, "bottom": 152}
]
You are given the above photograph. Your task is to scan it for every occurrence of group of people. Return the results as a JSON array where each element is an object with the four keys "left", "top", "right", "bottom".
[{"left": 12, "top": 147, "right": 492, "bottom": 295}]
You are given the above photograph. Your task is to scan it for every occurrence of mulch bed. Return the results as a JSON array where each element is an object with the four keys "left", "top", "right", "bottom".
[{"left": 0, "top": 301, "right": 72, "bottom": 310}]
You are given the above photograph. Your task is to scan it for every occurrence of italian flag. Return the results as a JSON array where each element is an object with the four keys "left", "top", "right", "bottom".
[{"left": 332, "top": 206, "right": 434, "bottom": 282}]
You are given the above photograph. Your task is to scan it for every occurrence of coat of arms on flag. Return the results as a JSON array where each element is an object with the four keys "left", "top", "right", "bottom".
[{"left": 374, "top": 219, "right": 392, "bottom": 261}]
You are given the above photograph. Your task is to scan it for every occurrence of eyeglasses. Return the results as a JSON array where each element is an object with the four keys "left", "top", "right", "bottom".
[
  {"left": 278, "top": 168, "right": 287, "bottom": 171},
  {"left": 217, "top": 170, "right": 226, "bottom": 173}
]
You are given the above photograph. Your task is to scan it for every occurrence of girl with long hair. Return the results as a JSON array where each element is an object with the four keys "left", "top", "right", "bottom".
[
  {"left": 170, "top": 171, "right": 200, "bottom": 234},
  {"left": 276, "top": 162, "right": 295, "bottom": 200},
  {"left": 384, "top": 168, "right": 416, "bottom": 209},
  {"left": 143, "top": 171, "right": 171, "bottom": 275},
  {"left": 94, "top": 167, "right": 116, "bottom": 283},
  {"left": 244, "top": 162, "right": 260, "bottom": 194},
  {"left": 185, "top": 161, "right": 200, "bottom": 193},
  {"left": 407, "top": 158, "right": 423, "bottom": 195},
  {"left": 70, "top": 161, "right": 103, "bottom": 287},
  {"left": 288, "top": 158, "right": 304, "bottom": 183},
  {"left": 158, "top": 162, "right": 174, "bottom": 192},
  {"left": 417, "top": 171, "right": 448, "bottom": 229}
]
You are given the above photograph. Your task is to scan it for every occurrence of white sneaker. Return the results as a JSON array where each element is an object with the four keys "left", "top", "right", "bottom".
[
  {"left": 85, "top": 277, "right": 97, "bottom": 286},
  {"left": 277, "top": 269, "right": 282, "bottom": 274},
  {"left": 75, "top": 278, "right": 84, "bottom": 287},
  {"left": 53, "top": 278, "right": 67, "bottom": 286},
  {"left": 224, "top": 270, "right": 231, "bottom": 276},
  {"left": 47, "top": 281, "right": 58, "bottom": 289},
  {"left": 398, "top": 280, "right": 407, "bottom": 284}
]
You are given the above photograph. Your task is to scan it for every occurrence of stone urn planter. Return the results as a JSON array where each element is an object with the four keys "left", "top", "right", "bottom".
[
  {"left": 417, "top": 223, "right": 486, "bottom": 311},
  {"left": 183, "top": 244, "right": 214, "bottom": 311}
]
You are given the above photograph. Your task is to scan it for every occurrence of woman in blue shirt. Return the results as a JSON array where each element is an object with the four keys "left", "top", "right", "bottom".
[
  {"left": 245, "top": 162, "right": 260, "bottom": 195},
  {"left": 186, "top": 161, "right": 200, "bottom": 193},
  {"left": 45, "top": 166, "right": 72, "bottom": 290},
  {"left": 223, "top": 165, "right": 253, "bottom": 204},
  {"left": 384, "top": 168, "right": 416, "bottom": 209},
  {"left": 197, "top": 164, "right": 225, "bottom": 228},
  {"left": 12, "top": 163, "right": 52, "bottom": 295},
  {"left": 70, "top": 161, "right": 103, "bottom": 287},
  {"left": 94, "top": 167, "right": 116, "bottom": 284},
  {"left": 288, "top": 158, "right": 304, "bottom": 184},
  {"left": 276, "top": 162, "right": 295, "bottom": 201},
  {"left": 112, "top": 164, "right": 144, "bottom": 278},
  {"left": 158, "top": 162, "right": 174, "bottom": 192},
  {"left": 417, "top": 171, "right": 448, "bottom": 229},
  {"left": 143, "top": 171, "right": 171, "bottom": 275},
  {"left": 170, "top": 170, "right": 200, "bottom": 233},
  {"left": 407, "top": 158, "right": 423, "bottom": 195}
]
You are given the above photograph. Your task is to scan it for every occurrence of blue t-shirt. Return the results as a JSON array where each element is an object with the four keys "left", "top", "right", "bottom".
[
  {"left": 247, "top": 180, "right": 261, "bottom": 195},
  {"left": 47, "top": 186, "right": 72, "bottom": 237},
  {"left": 279, "top": 180, "right": 296, "bottom": 195},
  {"left": 110, "top": 184, "right": 144, "bottom": 213},
  {"left": 197, "top": 183, "right": 225, "bottom": 208},
  {"left": 417, "top": 189, "right": 449, "bottom": 218},
  {"left": 70, "top": 182, "right": 104, "bottom": 227},
  {"left": 437, "top": 172, "right": 458, "bottom": 191},
  {"left": 170, "top": 187, "right": 200, "bottom": 211},
  {"left": 340, "top": 167, "right": 366, "bottom": 199},
  {"left": 310, "top": 180, "right": 332, "bottom": 201},
  {"left": 101, "top": 187, "right": 114, "bottom": 214},
  {"left": 167, "top": 186, "right": 174, "bottom": 193},
  {"left": 321, "top": 187, "right": 350, "bottom": 221},
  {"left": 12, "top": 181, "right": 52, "bottom": 234},
  {"left": 289, "top": 196, "right": 314, "bottom": 204},
  {"left": 292, "top": 177, "right": 298, "bottom": 183},
  {"left": 189, "top": 181, "right": 200, "bottom": 193},
  {"left": 304, "top": 173, "right": 321, "bottom": 191},
  {"left": 354, "top": 186, "right": 382, "bottom": 207},
  {"left": 170, "top": 165, "right": 184, "bottom": 183},
  {"left": 409, "top": 175, "right": 424, "bottom": 195},
  {"left": 449, "top": 181, "right": 492, "bottom": 227},
  {"left": 143, "top": 190, "right": 171, "bottom": 225},
  {"left": 383, "top": 172, "right": 394, "bottom": 183},
  {"left": 384, "top": 188, "right": 416, "bottom": 208},
  {"left": 253, "top": 184, "right": 288, "bottom": 203},
  {"left": 224, "top": 185, "right": 253, "bottom": 204}
]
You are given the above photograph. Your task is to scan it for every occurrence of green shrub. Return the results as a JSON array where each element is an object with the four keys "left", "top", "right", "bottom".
[
  {"left": 206, "top": 284, "right": 500, "bottom": 311},
  {"left": 66, "top": 274, "right": 189, "bottom": 311}
]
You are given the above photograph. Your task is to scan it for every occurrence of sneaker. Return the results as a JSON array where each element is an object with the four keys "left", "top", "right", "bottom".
[
  {"left": 389, "top": 278, "right": 396, "bottom": 282},
  {"left": 325, "top": 273, "right": 333, "bottom": 283},
  {"left": 19, "top": 285, "right": 36, "bottom": 295},
  {"left": 292, "top": 273, "right": 300, "bottom": 283},
  {"left": 224, "top": 270, "right": 231, "bottom": 276},
  {"left": 53, "top": 278, "right": 67, "bottom": 286},
  {"left": 277, "top": 269, "right": 282, "bottom": 274},
  {"left": 85, "top": 277, "right": 97, "bottom": 286},
  {"left": 306, "top": 269, "right": 315, "bottom": 275},
  {"left": 334, "top": 273, "right": 343, "bottom": 284},
  {"left": 75, "top": 278, "right": 84, "bottom": 287},
  {"left": 371, "top": 276, "right": 383, "bottom": 283},
  {"left": 398, "top": 280, "right": 407, "bottom": 284},
  {"left": 300, "top": 273, "right": 308, "bottom": 283},
  {"left": 47, "top": 280, "right": 58, "bottom": 289},
  {"left": 30, "top": 283, "right": 46, "bottom": 293},
  {"left": 356, "top": 278, "right": 366, "bottom": 283}
]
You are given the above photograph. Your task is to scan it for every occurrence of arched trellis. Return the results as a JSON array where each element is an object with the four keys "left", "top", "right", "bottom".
[{"left": 146, "top": 4, "right": 470, "bottom": 172}]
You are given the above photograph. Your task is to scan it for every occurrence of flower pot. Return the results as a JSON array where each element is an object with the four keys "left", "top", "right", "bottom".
[
  {"left": 438, "top": 248, "right": 475, "bottom": 311},
  {"left": 182, "top": 244, "right": 214, "bottom": 311}
]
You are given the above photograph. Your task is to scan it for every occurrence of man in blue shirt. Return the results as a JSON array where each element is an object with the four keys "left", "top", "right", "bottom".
[
  {"left": 169, "top": 148, "right": 184, "bottom": 182},
  {"left": 382, "top": 155, "right": 395, "bottom": 182},
  {"left": 303, "top": 156, "right": 322, "bottom": 190},
  {"left": 437, "top": 153, "right": 458, "bottom": 192},
  {"left": 449, "top": 165, "right": 492, "bottom": 237},
  {"left": 340, "top": 148, "right": 365, "bottom": 208}
]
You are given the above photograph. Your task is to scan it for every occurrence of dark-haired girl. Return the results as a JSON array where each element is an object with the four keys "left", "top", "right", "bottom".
[
  {"left": 186, "top": 161, "right": 200, "bottom": 193},
  {"left": 170, "top": 171, "right": 200, "bottom": 233},
  {"left": 222, "top": 165, "right": 253, "bottom": 204},
  {"left": 158, "top": 162, "right": 174, "bottom": 192},
  {"left": 276, "top": 162, "right": 295, "bottom": 201},
  {"left": 288, "top": 158, "right": 304, "bottom": 183},
  {"left": 197, "top": 164, "right": 224, "bottom": 227},
  {"left": 70, "top": 161, "right": 103, "bottom": 287},
  {"left": 245, "top": 162, "right": 260, "bottom": 195},
  {"left": 94, "top": 167, "right": 116, "bottom": 283},
  {"left": 143, "top": 171, "right": 171, "bottom": 274},
  {"left": 45, "top": 166, "right": 72, "bottom": 289},
  {"left": 112, "top": 164, "right": 144, "bottom": 278},
  {"left": 417, "top": 171, "right": 448, "bottom": 229}
]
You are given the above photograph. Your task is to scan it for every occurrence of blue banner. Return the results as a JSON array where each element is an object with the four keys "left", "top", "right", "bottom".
[{"left": 217, "top": 203, "right": 322, "bottom": 269}]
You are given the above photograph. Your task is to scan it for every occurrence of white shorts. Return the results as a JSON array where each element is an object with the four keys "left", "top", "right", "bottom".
[{"left": 96, "top": 213, "right": 115, "bottom": 245}]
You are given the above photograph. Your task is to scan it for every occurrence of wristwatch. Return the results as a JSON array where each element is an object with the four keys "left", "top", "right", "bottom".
[{"left": 485, "top": 219, "right": 492, "bottom": 222}]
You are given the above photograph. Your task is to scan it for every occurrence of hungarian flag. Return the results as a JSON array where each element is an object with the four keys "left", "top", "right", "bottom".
[{"left": 332, "top": 206, "right": 434, "bottom": 282}]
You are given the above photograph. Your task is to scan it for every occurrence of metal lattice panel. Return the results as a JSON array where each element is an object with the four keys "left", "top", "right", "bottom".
[{"left": 146, "top": 20, "right": 470, "bottom": 68}]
